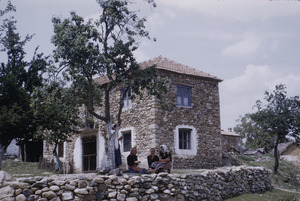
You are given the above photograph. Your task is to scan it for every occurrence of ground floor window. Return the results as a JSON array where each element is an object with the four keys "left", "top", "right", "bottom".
[
  {"left": 174, "top": 125, "right": 198, "bottom": 156},
  {"left": 122, "top": 131, "right": 132, "bottom": 152},
  {"left": 82, "top": 136, "right": 96, "bottom": 172},
  {"left": 179, "top": 128, "right": 192, "bottom": 149}
]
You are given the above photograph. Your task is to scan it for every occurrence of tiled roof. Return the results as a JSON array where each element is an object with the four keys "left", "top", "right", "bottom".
[
  {"left": 94, "top": 56, "right": 222, "bottom": 84},
  {"left": 140, "top": 56, "right": 222, "bottom": 82}
]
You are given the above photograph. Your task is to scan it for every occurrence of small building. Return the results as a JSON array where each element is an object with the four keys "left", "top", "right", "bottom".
[
  {"left": 221, "top": 128, "right": 241, "bottom": 154},
  {"left": 42, "top": 56, "right": 223, "bottom": 173}
]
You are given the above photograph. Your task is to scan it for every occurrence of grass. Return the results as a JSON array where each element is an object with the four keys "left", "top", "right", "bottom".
[
  {"left": 2, "top": 160, "right": 52, "bottom": 177},
  {"left": 225, "top": 189, "right": 300, "bottom": 201}
]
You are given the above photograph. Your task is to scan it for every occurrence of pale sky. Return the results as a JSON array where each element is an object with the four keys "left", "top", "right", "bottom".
[{"left": 2, "top": 0, "right": 300, "bottom": 131}]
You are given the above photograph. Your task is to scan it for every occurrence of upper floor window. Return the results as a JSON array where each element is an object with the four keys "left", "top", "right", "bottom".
[
  {"left": 179, "top": 128, "right": 191, "bottom": 150},
  {"left": 177, "top": 85, "right": 191, "bottom": 107},
  {"left": 121, "top": 87, "right": 132, "bottom": 109}
]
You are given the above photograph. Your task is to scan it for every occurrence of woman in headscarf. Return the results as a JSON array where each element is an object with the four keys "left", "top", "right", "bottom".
[{"left": 151, "top": 144, "right": 172, "bottom": 173}]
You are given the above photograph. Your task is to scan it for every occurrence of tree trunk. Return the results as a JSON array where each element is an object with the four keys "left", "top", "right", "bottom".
[
  {"left": 273, "top": 134, "right": 280, "bottom": 174},
  {"left": 0, "top": 144, "right": 7, "bottom": 170},
  {"left": 107, "top": 122, "right": 116, "bottom": 170}
]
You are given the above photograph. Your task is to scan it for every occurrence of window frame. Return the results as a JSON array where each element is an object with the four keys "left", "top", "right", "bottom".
[
  {"left": 122, "top": 131, "right": 132, "bottom": 152},
  {"left": 176, "top": 85, "right": 191, "bottom": 107},
  {"left": 121, "top": 87, "right": 132, "bottom": 109},
  {"left": 174, "top": 125, "right": 198, "bottom": 156}
]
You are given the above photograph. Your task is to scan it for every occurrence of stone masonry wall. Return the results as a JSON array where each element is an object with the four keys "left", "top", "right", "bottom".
[
  {"left": 98, "top": 69, "right": 222, "bottom": 169},
  {"left": 154, "top": 70, "right": 222, "bottom": 168},
  {"left": 0, "top": 166, "right": 272, "bottom": 201}
]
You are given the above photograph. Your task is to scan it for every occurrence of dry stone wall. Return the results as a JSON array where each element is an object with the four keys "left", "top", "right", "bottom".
[{"left": 0, "top": 166, "right": 272, "bottom": 201}]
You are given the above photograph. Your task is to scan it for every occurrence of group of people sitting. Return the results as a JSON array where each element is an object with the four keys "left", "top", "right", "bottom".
[{"left": 127, "top": 145, "right": 172, "bottom": 174}]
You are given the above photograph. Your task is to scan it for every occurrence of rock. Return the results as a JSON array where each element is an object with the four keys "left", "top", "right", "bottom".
[
  {"left": 74, "top": 188, "right": 88, "bottom": 195},
  {"left": 0, "top": 171, "right": 15, "bottom": 187},
  {"left": 108, "top": 191, "right": 117, "bottom": 198},
  {"left": 50, "top": 197, "right": 61, "bottom": 201},
  {"left": 0, "top": 186, "right": 15, "bottom": 199},
  {"left": 65, "top": 184, "right": 76, "bottom": 190},
  {"left": 42, "top": 191, "right": 57, "bottom": 199},
  {"left": 50, "top": 185, "right": 60, "bottom": 191},
  {"left": 78, "top": 180, "right": 88, "bottom": 188},
  {"left": 126, "top": 197, "right": 138, "bottom": 201},
  {"left": 61, "top": 191, "right": 74, "bottom": 200},
  {"left": 16, "top": 194, "right": 27, "bottom": 201},
  {"left": 117, "top": 193, "right": 126, "bottom": 201},
  {"left": 93, "top": 177, "right": 104, "bottom": 183}
]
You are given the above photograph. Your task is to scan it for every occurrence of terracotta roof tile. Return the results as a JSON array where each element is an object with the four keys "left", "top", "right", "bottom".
[
  {"left": 140, "top": 56, "right": 222, "bottom": 82},
  {"left": 94, "top": 56, "right": 222, "bottom": 84}
]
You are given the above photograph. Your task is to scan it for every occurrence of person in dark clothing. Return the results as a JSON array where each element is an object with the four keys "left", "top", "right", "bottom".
[
  {"left": 127, "top": 147, "right": 154, "bottom": 174},
  {"left": 151, "top": 145, "right": 172, "bottom": 173},
  {"left": 147, "top": 148, "right": 159, "bottom": 169}
]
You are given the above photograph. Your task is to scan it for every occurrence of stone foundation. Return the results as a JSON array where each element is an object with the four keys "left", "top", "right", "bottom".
[{"left": 0, "top": 166, "right": 272, "bottom": 201}]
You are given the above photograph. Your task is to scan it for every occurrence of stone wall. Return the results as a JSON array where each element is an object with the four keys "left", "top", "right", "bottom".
[
  {"left": 0, "top": 166, "right": 272, "bottom": 201},
  {"left": 221, "top": 135, "right": 241, "bottom": 153},
  {"left": 98, "top": 69, "right": 222, "bottom": 169},
  {"left": 154, "top": 70, "right": 222, "bottom": 168}
]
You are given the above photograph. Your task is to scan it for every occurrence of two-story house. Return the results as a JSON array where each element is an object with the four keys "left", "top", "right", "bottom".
[{"left": 42, "top": 56, "right": 223, "bottom": 173}]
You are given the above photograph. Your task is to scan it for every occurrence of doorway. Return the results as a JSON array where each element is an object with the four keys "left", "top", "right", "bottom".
[{"left": 82, "top": 136, "right": 96, "bottom": 172}]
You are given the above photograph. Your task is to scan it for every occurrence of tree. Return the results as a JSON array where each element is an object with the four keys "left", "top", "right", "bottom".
[
  {"left": 51, "top": 0, "right": 165, "bottom": 171},
  {"left": 0, "top": 8, "right": 47, "bottom": 168},
  {"left": 234, "top": 114, "right": 277, "bottom": 152},
  {"left": 31, "top": 80, "right": 80, "bottom": 173},
  {"left": 250, "top": 84, "right": 300, "bottom": 174}
]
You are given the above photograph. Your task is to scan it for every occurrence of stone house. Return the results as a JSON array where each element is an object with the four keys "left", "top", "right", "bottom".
[
  {"left": 42, "top": 56, "right": 223, "bottom": 173},
  {"left": 221, "top": 128, "right": 241, "bottom": 154}
]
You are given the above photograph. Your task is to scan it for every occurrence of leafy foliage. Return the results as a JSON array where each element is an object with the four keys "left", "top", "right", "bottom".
[
  {"left": 236, "top": 84, "right": 300, "bottom": 174},
  {"left": 32, "top": 80, "right": 80, "bottom": 145},
  {"left": 51, "top": 0, "right": 166, "bottom": 170},
  {"left": 0, "top": 8, "right": 47, "bottom": 169},
  {"left": 235, "top": 114, "right": 277, "bottom": 152}
]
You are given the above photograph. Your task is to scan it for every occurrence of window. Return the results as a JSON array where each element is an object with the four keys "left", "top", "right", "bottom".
[
  {"left": 121, "top": 87, "right": 132, "bottom": 109},
  {"left": 174, "top": 125, "right": 198, "bottom": 156},
  {"left": 122, "top": 131, "right": 132, "bottom": 152},
  {"left": 179, "top": 129, "right": 191, "bottom": 149},
  {"left": 58, "top": 142, "right": 64, "bottom": 157},
  {"left": 177, "top": 85, "right": 191, "bottom": 107}
]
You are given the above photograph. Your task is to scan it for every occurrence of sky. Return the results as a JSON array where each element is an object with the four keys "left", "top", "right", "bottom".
[{"left": 2, "top": 0, "right": 300, "bottom": 131}]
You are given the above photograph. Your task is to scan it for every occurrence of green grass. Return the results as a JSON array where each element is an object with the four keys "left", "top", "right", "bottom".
[
  {"left": 2, "top": 160, "right": 52, "bottom": 177},
  {"left": 225, "top": 189, "right": 300, "bottom": 201}
]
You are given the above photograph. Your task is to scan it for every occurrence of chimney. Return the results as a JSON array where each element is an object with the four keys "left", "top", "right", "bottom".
[{"left": 228, "top": 128, "right": 232, "bottom": 132}]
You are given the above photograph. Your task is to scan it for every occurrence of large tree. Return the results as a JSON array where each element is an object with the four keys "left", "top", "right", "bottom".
[
  {"left": 250, "top": 84, "right": 300, "bottom": 174},
  {"left": 0, "top": 5, "right": 47, "bottom": 169},
  {"left": 31, "top": 79, "right": 80, "bottom": 173},
  {"left": 51, "top": 0, "right": 165, "bottom": 171},
  {"left": 234, "top": 114, "right": 278, "bottom": 152}
]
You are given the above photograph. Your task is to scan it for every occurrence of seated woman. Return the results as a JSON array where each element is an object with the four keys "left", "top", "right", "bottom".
[
  {"left": 151, "top": 145, "right": 172, "bottom": 173},
  {"left": 127, "top": 147, "right": 154, "bottom": 174},
  {"left": 147, "top": 148, "right": 159, "bottom": 169}
]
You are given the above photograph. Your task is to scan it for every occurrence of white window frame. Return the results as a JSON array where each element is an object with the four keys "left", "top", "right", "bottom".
[
  {"left": 119, "top": 127, "right": 136, "bottom": 155},
  {"left": 174, "top": 125, "right": 198, "bottom": 156}
]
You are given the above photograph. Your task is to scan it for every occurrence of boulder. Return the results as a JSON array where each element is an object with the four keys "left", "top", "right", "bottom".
[{"left": 0, "top": 171, "right": 15, "bottom": 187}]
